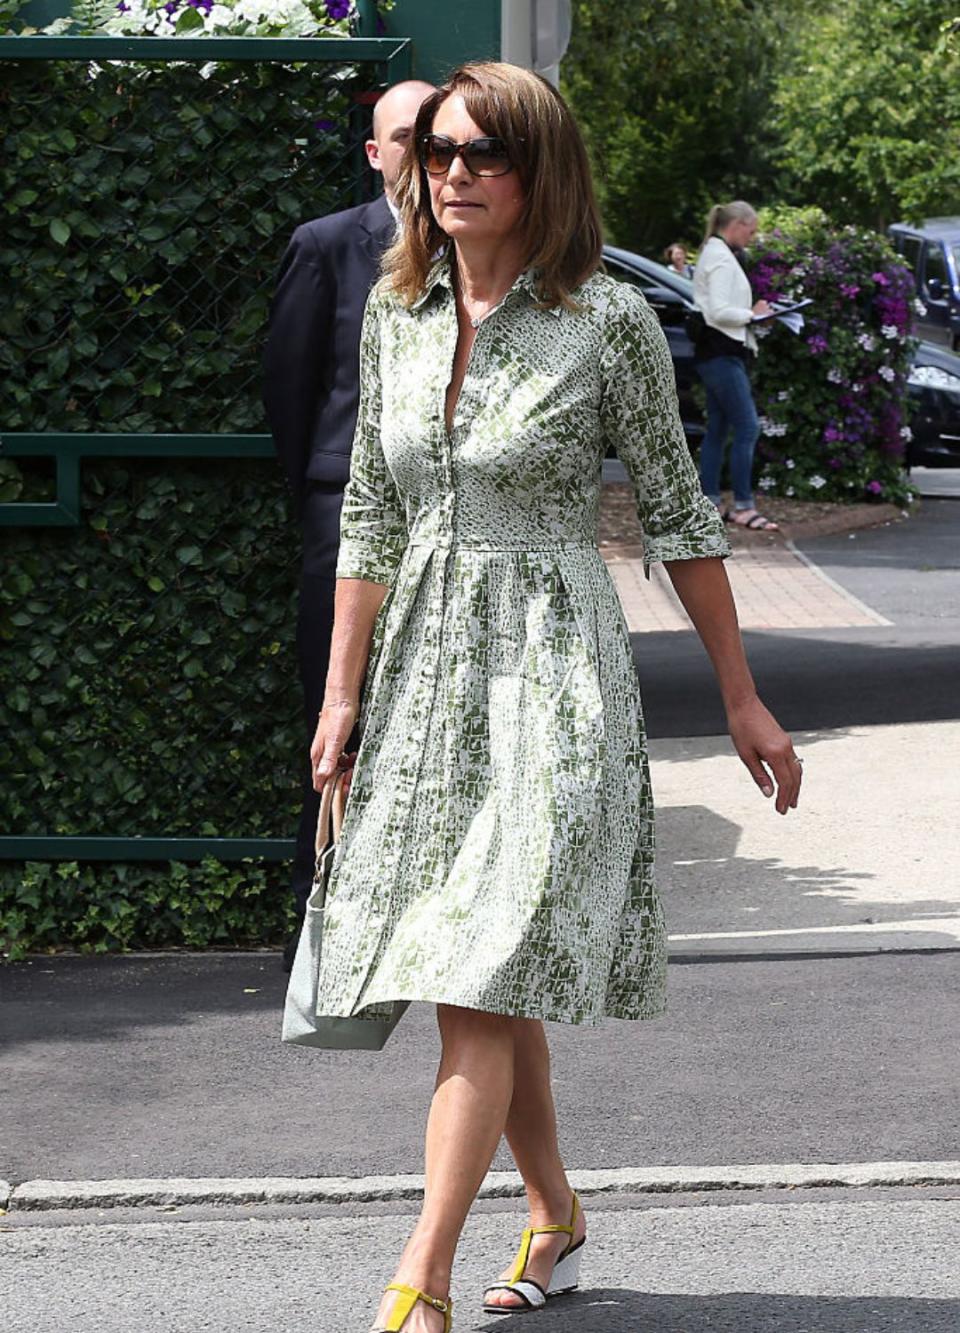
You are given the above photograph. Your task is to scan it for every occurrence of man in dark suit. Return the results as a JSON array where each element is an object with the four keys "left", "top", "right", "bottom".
[{"left": 264, "top": 80, "right": 434, "bottom": 958}]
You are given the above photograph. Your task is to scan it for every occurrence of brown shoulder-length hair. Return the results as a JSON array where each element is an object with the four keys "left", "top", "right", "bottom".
[{"left": 382, "top": 61, "right": 604, "bottom": 310}]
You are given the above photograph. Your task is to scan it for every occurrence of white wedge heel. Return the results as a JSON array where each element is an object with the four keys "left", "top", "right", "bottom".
[
  {"left": 546, "top": 1235, "right": 584, "bottom": 1297},
  {"left": 482, "top": 1193, "right": 585, "bottom": 1314}
]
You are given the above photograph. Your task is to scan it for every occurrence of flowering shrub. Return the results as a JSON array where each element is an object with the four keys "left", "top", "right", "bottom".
[
  {"left": 749, "top": 207, "right": 917, "bottom": 505},
  {"left": 43, "top": 0, "right": 357, "bottom": 37}
]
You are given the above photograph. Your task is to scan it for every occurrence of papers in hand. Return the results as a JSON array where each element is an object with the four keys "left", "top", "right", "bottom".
[
  {"left": 752, "top": 297, "right": 812, "bottom": 337},
  {"left": 752, "top": 297, "right": 812, "bottom": 323}
]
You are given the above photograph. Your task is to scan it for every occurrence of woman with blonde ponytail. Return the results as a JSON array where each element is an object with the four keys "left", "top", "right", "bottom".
[{"left": 693, "top": 200, "right": 779, "bottom": 529}]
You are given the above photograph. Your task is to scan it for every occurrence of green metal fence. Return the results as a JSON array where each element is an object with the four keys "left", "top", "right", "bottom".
[{"left": 0, "top": 34, "right": 410, "bottom": 866}]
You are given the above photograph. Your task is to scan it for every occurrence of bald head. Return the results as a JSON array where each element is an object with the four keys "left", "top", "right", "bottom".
[{"left": 366, "top": 80, "right": 436, "bottom": 201}]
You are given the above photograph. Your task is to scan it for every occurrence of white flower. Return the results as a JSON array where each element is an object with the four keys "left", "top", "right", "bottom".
[
  {"left": 852, "top": 381, "right": 864, "bottom": 393},
  {"left": 776, "top": 389, "right": 790, "bottom": 401},
  {"left": 758, "top": 476, "right": 776, "bottom": 491},
  {"left": 809, "top": 474, "right": 827, "bottom": 490},
  {"left": 914, "top": 299, "right": 928, "bottom": 317},
  {"left": 878, "top": 365, "right": 896, "bottom": 382},
  {"left": 785, "top": 486, "right": 795, "bottom": 497},
  {"left": 826, "top": 367, "right": 844, "bottom": 384},
  {"left": 881, "top": 324, "right": 900, "bottom": 340},
  {"left": 758, "top": 414, "right": 788, "bottom": 438},
  {"left": 785, "top": 458, "right": 796, "bottom": 470},
  {"left": 900, "top": 426, "right": 913, "bottom": 441},
  {"left": 857, "top": 333, "right": 876, "bottom": 351}
]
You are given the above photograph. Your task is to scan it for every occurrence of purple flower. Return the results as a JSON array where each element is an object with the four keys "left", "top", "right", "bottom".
[
  {"left": 188, "top": 0, "right": 213, "bottom": 10},
  {"left": 314, "top": 118, "right": 336, "bottom": 132},
  {"left": 823, "top": 424, "right": 844, "bottom": 443},
  {"left": 164, "top": 0, "right": 179, "bottom": 12},
  {"left": 324, "top": 0, "right": 352, "bottom": 18},
  {"left": 806, "top": 334, "right": 829, "bottom": 356},
  {"left": 828, "top": 457, "right": 843, "bottom": 469},
  {"left": 866, "top": 480, "right": 883, "bottom": 495},
  {"left": 840, "top": 283, "right": 860, "bottom": 299},
  {"left": 871, "top": 271, "right": 890, "bottom": 286},
  {"left": 116, "top": 0, "right": 129, "bottom": 9}
]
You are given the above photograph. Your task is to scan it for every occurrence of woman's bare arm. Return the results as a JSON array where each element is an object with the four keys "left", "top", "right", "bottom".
[
  {"left": 310, "top": 577, "right": 388, "bottom": 789},
  {"left": 664, "top": 557, "right": 801, "bottom": 814}
]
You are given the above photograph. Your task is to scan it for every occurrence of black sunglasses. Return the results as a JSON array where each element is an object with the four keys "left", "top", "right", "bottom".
[{"left": 418, "top": 133, "right": 519, "bottom": 178}]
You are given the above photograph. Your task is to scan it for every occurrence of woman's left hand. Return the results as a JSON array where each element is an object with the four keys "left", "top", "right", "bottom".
[{"left": 726, "top": 695, "right": 802, "bottom": 815}]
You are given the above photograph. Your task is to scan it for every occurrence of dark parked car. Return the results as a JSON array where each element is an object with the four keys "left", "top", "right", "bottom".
[
  {"left": 602, "top": 243, "right": 960, "bottom": 469},
  {"left": 889, "top": 218, "right": 960, "bottom": 352},
  {"left": 908, "top": 340, "right": 960, "bottom": 467}
]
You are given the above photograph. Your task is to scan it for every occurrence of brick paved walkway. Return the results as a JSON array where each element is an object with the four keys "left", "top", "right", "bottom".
[
  {"left": 604, "top": 544, "right": 890, "bottom": 633},
  {"left": 598, "top": 487, "right": 891, "bottom": 633}
]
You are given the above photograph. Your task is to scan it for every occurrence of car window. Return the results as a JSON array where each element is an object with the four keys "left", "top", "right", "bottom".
[
  {"left": 603, "top": 256, "right": 656, "bottom": 294},
  {"left": 924, "top": 243, "right": 949, "bottom": 297},
  {"left": 898, "top": 235, "right": 921, "bottom": 276},
  {"left": 953, "top": 245, "right": 960, "bottom": 284}
]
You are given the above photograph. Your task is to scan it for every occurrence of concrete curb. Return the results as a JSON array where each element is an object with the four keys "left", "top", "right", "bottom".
[
  {"left": 9, "top": 1161, "right": 960, "bottom": 1212},
  {"left": 0, "top": 1180, "right": 11, "bottom": 1211}
]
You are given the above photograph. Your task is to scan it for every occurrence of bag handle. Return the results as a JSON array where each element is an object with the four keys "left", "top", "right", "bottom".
[
  {"left": 314, "top": 769, "right": 349, "bottom": 859},
  {"left": 330, "top": 769, "right": 347, "bottom": 843}
]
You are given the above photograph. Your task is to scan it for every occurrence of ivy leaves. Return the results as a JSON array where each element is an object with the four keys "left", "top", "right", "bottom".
[
  {"left": 1, "top": 459, "right": 302, "bottom": 847},
  {"left": 0, "top": 857, "right": 295, "bottom": 959},
  {"left": 2, "top": 57, "right": 357, "bottom": 434}
]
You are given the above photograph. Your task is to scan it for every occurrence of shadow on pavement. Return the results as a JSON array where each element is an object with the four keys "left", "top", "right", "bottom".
[
  {"left": 655, "top": 804, "right": 960, "bottom": 938},
  {"left": 477, "top": 1288, "right": 960, "bottom": 1331},
  {"left": 636, "top": 630, "right": 960, "bottom": 737},
  {"left": 0, "top": 952, "right": 284, "bottom": 1046}
]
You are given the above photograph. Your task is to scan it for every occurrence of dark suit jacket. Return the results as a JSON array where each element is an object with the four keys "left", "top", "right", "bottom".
[{"left": 263, "top": 193, "right": 395, "bottom": 511}]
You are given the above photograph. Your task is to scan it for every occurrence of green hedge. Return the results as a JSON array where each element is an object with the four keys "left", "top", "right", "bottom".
[
  {"left": 3, "top": 857, "right": 295, "bottom": 959},
  {"left": 1, "top": 46, "right": 377, "bottom": 956},
  {"left": 1, "top": 54, "right": 360, "bottom": 432},
  {"left": 1, "top": 457, "right": 301, "bottom": 957}
]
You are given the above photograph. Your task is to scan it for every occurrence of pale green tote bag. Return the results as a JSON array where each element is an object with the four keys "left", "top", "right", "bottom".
[{"left": 281, "top": 770, "right": 408, "bottom": 1051}]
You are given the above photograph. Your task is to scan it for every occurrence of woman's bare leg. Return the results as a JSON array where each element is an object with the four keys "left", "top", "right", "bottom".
[
  {"left": 484, "top": 1018, "right": 586, "bottom": 1310},
  {"left": 372, "top": 1005, "right": 516, "bottom": 1331}
]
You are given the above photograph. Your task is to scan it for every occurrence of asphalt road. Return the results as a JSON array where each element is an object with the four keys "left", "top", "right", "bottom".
[
  {"left": 3, "top": 950, "right": 959, "bottom": 1184},
  {"left": 637, "top": 496, "right": 960, "bottom": 738},
  {"left": 4, "top": 1191, "right": 960, "bottom": 1332}
]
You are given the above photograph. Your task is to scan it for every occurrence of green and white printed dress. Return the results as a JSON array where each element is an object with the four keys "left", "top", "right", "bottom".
[{"left": 316, "top": 260, "right": 729, "bottom": 1027}]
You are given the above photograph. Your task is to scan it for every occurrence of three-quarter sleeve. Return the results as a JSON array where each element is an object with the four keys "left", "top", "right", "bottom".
[
  {"left": 599, "top": 284, "right": 730, "bottom": 576},
  {"left": 335, "top": 292, "right": 408, "bottom": 585}
]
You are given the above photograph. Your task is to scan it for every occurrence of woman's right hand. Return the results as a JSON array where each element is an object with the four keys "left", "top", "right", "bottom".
[
  {"left": 752, "top": 299, "right": 773, "bottom": 318},
  {"left": 311, "top": 699, "right": 359, "bottom": 791}
]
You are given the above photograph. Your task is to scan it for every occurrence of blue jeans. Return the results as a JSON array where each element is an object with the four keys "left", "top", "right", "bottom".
[{"left": 695, "top": 355, "right": 760, "bottom": 508}]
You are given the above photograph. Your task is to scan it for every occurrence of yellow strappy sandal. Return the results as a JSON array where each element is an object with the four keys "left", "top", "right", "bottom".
[
  {"left": 371, "top": 1282, "right": 453, "bottom": 1332},
  {"left": 482, "top": 1193, "right": 584, "bottom": 1314}
]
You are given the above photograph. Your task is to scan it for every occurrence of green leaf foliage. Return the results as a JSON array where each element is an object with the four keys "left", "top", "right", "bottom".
[
  {"left": 771, "top": 1, "right": 960, "bottom": 227},
  {"left": 562, "top": 0, "right": 798, "bottom": 254},
  {"left": 1, "top": 56, "right": 365, "bottom": 434},
  {"left": 0, "top": 456, "right": 305, "bottom": 954},
  {"left": 1, "top": 457, "right": 303, "bottom": 838},
  {"left": 0, "top": 857, "right": 296, "bottom": 960},
  {"left": 0, "top": 48, "right": 385, "bottom": 952}
]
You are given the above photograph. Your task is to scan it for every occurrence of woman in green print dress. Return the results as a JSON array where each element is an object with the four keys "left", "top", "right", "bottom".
[{"left": 308, "top": 63, "right": 803, "bottom": 1333}]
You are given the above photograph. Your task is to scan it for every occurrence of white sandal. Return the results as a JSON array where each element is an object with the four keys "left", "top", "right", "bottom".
[{"left": 482, "top": 1193, "right": 584, "bottom": 1314}]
